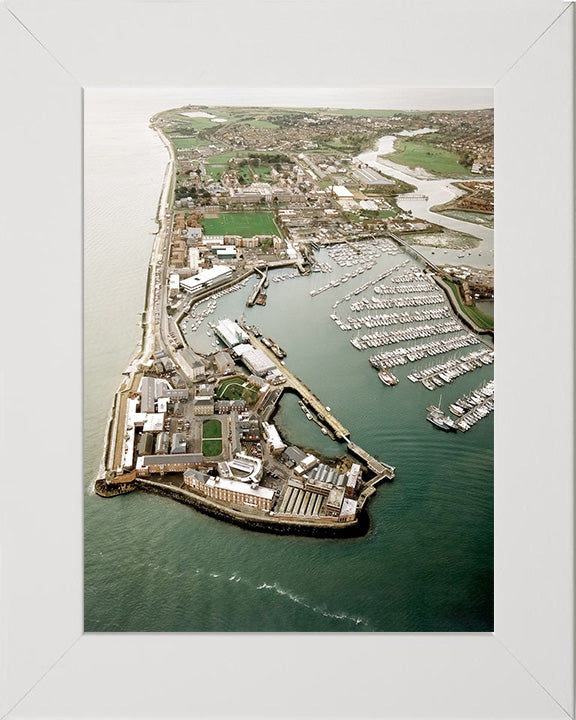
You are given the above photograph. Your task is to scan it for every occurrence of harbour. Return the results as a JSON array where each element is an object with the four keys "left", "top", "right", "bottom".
[{"left": 84, "top": 92, "right": 493, "bottom": 634}]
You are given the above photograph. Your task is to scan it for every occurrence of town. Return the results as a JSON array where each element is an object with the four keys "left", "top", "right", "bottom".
[{"left": 96, "top": 104, "right": 494, "bottom": 534}]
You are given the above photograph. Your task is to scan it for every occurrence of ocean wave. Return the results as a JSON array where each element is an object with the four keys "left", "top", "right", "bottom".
[{"left": 255, "top": 581, "right": 373, "bottom": 629}]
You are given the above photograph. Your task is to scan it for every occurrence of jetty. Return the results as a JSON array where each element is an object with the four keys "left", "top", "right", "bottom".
[
  {"left": 246, "top": 331, "right": 350, "bottom": 440},
  {"left": 246, "top": 266, "right": 268, "bottom": 307}
]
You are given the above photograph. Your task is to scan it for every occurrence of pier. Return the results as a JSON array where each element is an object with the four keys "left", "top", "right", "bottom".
[
  {"left": 247, "top": 331, "right": 350, "bottom": 440},
  {"left": 246, "top": 331, "right": 395, "bottom": 483},
  {"left": 246, "top": 266, "right": 267, "bottom": 307},
  {"left": 345, "top": 439, "right": 395, "bottom": 479}
]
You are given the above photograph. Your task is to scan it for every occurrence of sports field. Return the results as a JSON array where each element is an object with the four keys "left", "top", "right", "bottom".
[{"left": 202, "top": 212, "right": 279, "bottom": 238}]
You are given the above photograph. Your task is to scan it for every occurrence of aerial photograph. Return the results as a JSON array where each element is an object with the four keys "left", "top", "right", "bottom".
[{"left": 84, "top": 90, "right": 494, "bottom": 632}]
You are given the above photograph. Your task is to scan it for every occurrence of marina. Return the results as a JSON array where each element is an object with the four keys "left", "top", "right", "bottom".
[
  {"left": 85, "top": 94, "right": 494, "bottom": 636},
  {"left": 407, "top": 348, "right": 494, "bottom": 389},
  {"left": 350, "top": 293, "right": 446, "bottom": 310},
  {"left": 448, "top": 380, "right": 495, "bottom": 432},
  {"left": 369, "top": 333, "right": 481, "bottom": 369},
  {"left": 351, "top": 320, "right": 463, "bottom": 350}
]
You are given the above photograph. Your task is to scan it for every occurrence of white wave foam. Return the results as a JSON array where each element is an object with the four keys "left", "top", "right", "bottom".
[
  {"left": 203, "top": 571, "right": 373, "bottom": 629},
  {"left": 255, "top": 581, "right": 373, "bottom": 629}
]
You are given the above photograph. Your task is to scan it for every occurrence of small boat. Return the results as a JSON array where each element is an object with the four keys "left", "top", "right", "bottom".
[
  {"left": 426, "top": 395, "right": 458, "bottom": 431},
  {"left": 378, "top": 368, "right": 399, "bottom": 386}
]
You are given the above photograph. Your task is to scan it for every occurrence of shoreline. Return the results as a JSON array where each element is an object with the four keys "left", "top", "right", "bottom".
[
  {"left": 96, "top": 120, "right": 392, "bottom": 533},
  {"left": 94, "top": 476, "right": 370, "bottom": 538}
]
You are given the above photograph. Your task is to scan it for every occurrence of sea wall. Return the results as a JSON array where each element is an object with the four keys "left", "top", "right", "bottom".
[{"left": 133, "top": 478, "right": 369, "bottom": 538}]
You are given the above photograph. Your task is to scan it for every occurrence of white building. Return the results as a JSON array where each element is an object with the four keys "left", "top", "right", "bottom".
[
  {"left": 233, "top": 344, "right": 277, "bottom": 376},
  {"left": 180, "top": 265, "right": 232, "bottom": 296},
  {"left": 186, "top": 226, "right": 202, "bottom": 241},
  {"left": 188, "top": 247, "right": 200, "bottom": 273},
  {"left": 215, "top": 319, "right": 249, "bottom": 347},
  {"left": 331, "top": 185, "right": 353, "bottom": 198},
  {"left": 169, "top": 273, "right": 180, "bottom": 297},
  {"left": 262, "top": 422, "right": 286, "bottom": 455}
]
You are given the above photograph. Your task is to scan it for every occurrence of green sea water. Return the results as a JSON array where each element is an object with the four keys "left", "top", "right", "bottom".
[{"left": 84, "top": 94, "right": 493, "bottom": 633}]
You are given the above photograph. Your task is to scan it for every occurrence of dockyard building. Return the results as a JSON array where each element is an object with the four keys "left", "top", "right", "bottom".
[
  {"left": 213, "top": 351, "right": 236, "bottom": 375},
  {"left": 351, "top": 166, "right": 394, "bottom": 188},
  {"left": 184, "top": 470, "right": 274, "bottom": 512},
  {"left": 170, "top": 433, "right": 187, "bottom": 454},
  {"left": 282, "top": 446, "right": 307, "bottom": 467},
  {"left": 193, "top": 384, "right": 214, "bottom": 415},
  {"left": 325, "top": 486, "right": 346, "bottom": 517},
  {"left": 262, "top": 422, "right": 286, "bottom": 455},
  {"left": 215, "top": 319, "right": 249, "bottom": 347},
  {"left": 180, "top": 265, "right": 233, "bottom": 296},
  {"left": 233, "top": 344, "right": 276, "bottom": 376}
]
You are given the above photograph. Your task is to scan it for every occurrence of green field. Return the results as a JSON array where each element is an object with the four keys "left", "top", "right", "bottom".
[
  {"left": 176, "top": 116, "right": 222, "bottom": 131},
  {"left": 446, "top": 280, "right": 494, "bottom": 331},
  {"left": 216, "top": 376, "right": 260, "bottom": 404},
  {"left": 388, "top": 140, "right": 473, "bottom": 177},
  {"left": 202, "top": 212, "right": 279, "bottom": 238},
  {"left": 205, "top": 151, "right": 281, "bottom": 184},
  {"left": 202, "top": 419, "right": 222, "bottom": 439},
  {"left": 171, "top": 136, "right": 206, "bottom": 149},
  {"left": 202, "top": 439, "right": 223, "bottom": 457}
]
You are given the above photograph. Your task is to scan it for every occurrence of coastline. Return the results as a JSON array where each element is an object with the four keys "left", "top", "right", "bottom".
[{"left": 96, "top": 119, "right": 392, "bottom": 533}]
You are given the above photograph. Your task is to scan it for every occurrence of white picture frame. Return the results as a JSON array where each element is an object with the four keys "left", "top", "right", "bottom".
[{"left": 0, "top": 1, "right": 573, "bottom": 718}]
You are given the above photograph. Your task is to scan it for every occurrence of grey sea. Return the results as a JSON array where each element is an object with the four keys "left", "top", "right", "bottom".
[{"left": 84, "top": 91, "right": 493, "bottom": 632}]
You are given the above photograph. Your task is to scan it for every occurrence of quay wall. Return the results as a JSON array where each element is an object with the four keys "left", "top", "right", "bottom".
[
  {"left": 434, "top": 276, "right": 494, "bottom": 341},
  {"left": 133, "top": 478, "right": 368, "bottom": 538}
]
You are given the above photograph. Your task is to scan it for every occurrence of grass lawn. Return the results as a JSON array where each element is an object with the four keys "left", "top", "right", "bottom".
[
  {"left": 206, "top": 165, "right": 225, "bottom": 182},
  {"left": 388, "top": 140, "right": 473, "bottom": 177},
  {"left": 202, "top": 419, "right": 222, "bottom": 439},
  {"left": 176, "top": 116, "right": 220, "bottom": 131},
  {"left": 202, "top": 439, "right": 223, "bottom": 457},
  {"left": 171, "top": 136, "right": 205, "bottom": 149},
  {"left": 206, "top": 151, "right": 242, "bottom": 165},
  {"left": 217, "top": 376, "right": 260, "bottom": 404},
  {"left": 205, "top": 151, "right": 278, "bottom": 184},
  {"left": 202, "top": 212, "right": 279, "bottom": 238},
  {"left": 445, "top": 281, "right": 494, "bottom": 331}
]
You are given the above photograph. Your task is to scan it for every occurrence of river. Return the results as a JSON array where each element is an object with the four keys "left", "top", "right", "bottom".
[
  {"left": 84, "top": 91, "right": 493, "bottom": 632},
  {"left": 356, "top": 136, "right": 494, "bottom": 270}
]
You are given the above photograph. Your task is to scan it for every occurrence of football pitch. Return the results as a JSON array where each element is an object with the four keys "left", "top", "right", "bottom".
[{"left": 202, "top": 212, "right": 279, "bottom": 238}]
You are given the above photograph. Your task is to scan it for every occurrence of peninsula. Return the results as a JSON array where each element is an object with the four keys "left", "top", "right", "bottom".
[{"left": 96, "top": 104, "right": 494, "bottom": 535}]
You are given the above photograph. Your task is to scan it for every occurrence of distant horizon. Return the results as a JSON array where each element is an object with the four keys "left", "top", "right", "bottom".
[{"left": 86, "top": 87, "right": 494, "bottom": 114}]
